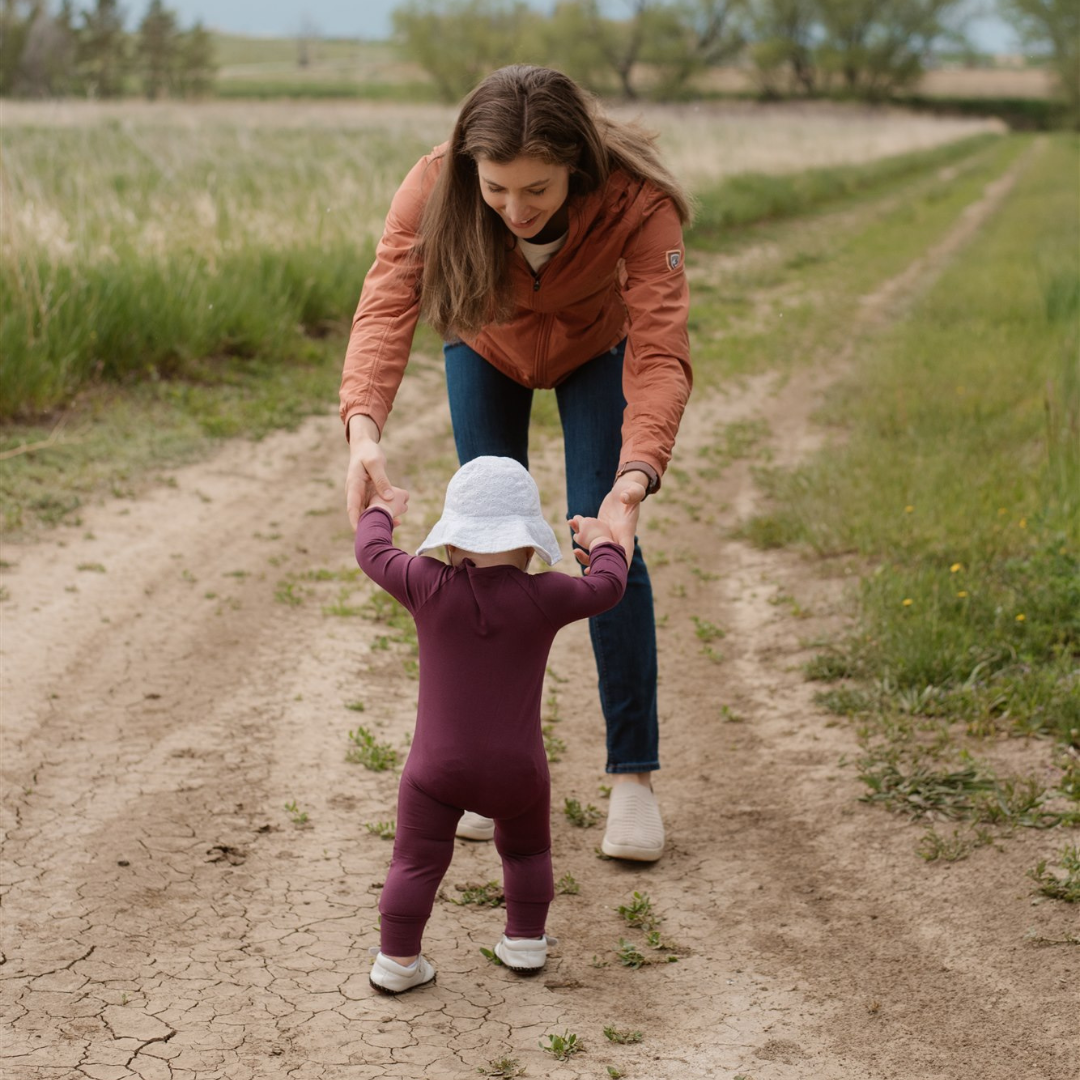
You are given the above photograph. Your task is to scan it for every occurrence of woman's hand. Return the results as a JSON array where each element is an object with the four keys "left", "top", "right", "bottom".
[
  {"left": 346, "top": 414, "right": 395, "bottom": 529},
  {"left": 574, "top": 471, "right": 646, "bottom": 568}
]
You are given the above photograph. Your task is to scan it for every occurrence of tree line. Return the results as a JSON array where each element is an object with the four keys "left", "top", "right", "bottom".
[
  {"left": 393, "top": 0, "right": 1077, "bottom": 113},
  {"left": 0, "top": 0, "right": 216, "bottom": 98}
]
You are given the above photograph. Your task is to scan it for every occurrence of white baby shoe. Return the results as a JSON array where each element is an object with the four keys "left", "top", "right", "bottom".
[
  {"left": 369, "top": 952, "right": 436, "bottom": 995},
  {"left": 493, "top": 934, "right": 556, "bottom": 971}
]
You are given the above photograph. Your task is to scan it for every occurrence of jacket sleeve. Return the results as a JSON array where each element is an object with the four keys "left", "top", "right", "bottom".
[
  {"left": 618, "top": 191, "right": 693, "bottom": 486},
  {"left": 534, "top": 543, "right": 628, "bottom": 626},
  {"left": 355, "top": 507, "right": 446, "bottom": 613},
  {"left": 339, "top": 149, "right": 443, "bottom": 439}
]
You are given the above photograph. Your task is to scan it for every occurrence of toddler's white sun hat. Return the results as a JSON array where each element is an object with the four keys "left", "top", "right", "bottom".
[{"left": 416, "top": 456, "right": 562, "bottom": 565}]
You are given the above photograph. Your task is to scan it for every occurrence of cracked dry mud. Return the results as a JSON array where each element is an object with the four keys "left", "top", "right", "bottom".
[{"left": 3, "top": 156, "right": 1078, "bottom": 1080}]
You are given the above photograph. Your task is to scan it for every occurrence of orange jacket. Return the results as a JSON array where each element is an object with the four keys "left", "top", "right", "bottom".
[{"left": 340, "top": 144, "right": 692, "bottom": 485}]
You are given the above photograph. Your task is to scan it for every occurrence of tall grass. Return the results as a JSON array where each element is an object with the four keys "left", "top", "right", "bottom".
[
  {"left": 0, "top": 109, "right": 450, "bottom": 418},
  {"left": 748, "top": 135, "right": 1080, "bottom": 747}
]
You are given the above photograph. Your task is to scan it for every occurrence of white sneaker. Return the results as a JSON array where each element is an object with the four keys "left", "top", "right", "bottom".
[
  {"left": 494, "top": 934, "right": 556, "bottom": 971},
  {"left": 601, "top": 783, "right": 665, "bottom": 862},
  {"left": 369, "top": 953, "right": 436, "bottom": 995},
  {"left": 456, "top": 811, "right": 495, "bottom": 841}
]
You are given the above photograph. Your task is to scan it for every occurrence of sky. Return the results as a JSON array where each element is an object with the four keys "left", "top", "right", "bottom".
[{"left": 134, "top": 1, "right": 1019, "bottom": 53}]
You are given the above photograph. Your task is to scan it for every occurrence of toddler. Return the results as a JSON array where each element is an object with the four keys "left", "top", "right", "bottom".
[{"left": 355, "top": 456, "right": 629, "bottom": 994}]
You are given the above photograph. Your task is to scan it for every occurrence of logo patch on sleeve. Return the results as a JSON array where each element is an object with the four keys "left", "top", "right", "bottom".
[{"left": 666, "top": 249, "right": 683, "bottom": 271}]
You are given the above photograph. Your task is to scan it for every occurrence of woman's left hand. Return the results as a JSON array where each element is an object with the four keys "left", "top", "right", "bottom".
[{"left": 575, "top": 472, "right": 646, "bottom": 567}]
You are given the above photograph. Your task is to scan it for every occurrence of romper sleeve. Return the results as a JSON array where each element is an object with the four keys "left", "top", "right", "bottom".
[
  {"left": 355, "top": 506, "right": 447, "bottom": 613},
  {"left": 533, "top": 542, "right": 628, "bottom": 627}
]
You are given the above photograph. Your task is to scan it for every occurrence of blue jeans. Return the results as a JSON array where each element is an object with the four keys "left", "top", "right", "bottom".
[{"left": 444, "top": 339, "right": 659, "bottom": 773}]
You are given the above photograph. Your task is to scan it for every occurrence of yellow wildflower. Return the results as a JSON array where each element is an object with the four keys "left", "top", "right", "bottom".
[
  {"left": 902, "top": 598, "right": 914, "bottom": 607},
  {"left": 1016, "top": 614, "right": 1026, "bottom": 623},
  {"left": 904, "top": 505, "right": 914, "bottom": 514},
  {"left": 957, "top": 591, "right": 968, "bottom": 598},
  {"left": 1019, "top": 518, "right": 1027, "bottom": 529},
  {"left": 950, "top": 563, "right": 962, "bottom": 573}
]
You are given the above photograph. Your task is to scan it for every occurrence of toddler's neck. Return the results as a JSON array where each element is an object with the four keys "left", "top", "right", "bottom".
[{"left": 448, "top": 546, "right": 532, "bottom": 572}]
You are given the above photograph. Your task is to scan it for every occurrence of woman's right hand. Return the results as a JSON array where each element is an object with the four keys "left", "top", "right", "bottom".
[{"left": 346, "top": 414, "right": 395, "bottom": 529}]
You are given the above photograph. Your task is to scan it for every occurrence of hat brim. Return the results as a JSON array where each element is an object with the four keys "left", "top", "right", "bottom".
[{"left": 416, "top": 511, "right": 562, "bottom": 565}]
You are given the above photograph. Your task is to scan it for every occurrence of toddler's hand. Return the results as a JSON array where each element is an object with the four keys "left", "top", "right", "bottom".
[
  {"left": 367, "top": 485, "right": 410, "bottom": 526},
  {"left": 569, "top": 515, "right": 630, "bottom": 569}
]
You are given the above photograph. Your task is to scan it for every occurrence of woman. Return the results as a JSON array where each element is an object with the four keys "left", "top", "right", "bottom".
[{"left": 340, "top": 64, "right": 692, "bottom": 862}]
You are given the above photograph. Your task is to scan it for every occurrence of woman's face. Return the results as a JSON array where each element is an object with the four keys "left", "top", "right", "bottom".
[{"left": 475, "top": 155, "right": 571, "bottom": 240}]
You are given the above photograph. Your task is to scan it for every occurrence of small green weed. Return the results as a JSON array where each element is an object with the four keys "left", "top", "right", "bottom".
[
  {"left": 556, "top": 872, "right": 581, "bottom": 895},
  {"left": 917, "top": 826, "right": 993, "bottom": 863},
  {"left": 479, "top": 947, "right": 503, "bottom": 966},
  {"left": 539, "top": 1031, "right": 583, "bottom": 1061},
  {"left": 476, "top": 1058, "right": 525, "bottom": 1078},
  {"left": 564, "top": 797, "right": 602, "bottom": 828},
  {"left": 451, "top": 881, "right": 504, "bottom": 907},
  {"left": 345, "top": 700, "right": 365, "bottom": 712},
  {"left": 364, "top": 820, "right": 396, "bottom": 840},
  {"left": 345, "top": 726, "right": 399, "bottom": 772},
  {"left": 616, "top": 938, "right": 647, "bottom": 969},
  {"left": 603, "top": 1026, "right": 643, "bottom": 1044},
  {"left": 617, "top": 891, "right": 661, "bottom": 931},
  {"left": 543, "top": 726, "right": 566, "bottom": 762},
  {"left": 1028, "top": 844, "right": 1080, "bottom": 902},
  {"left": 77, "top": 562, "right": 106, "bottom": 573},
  {"left": 284, "top": 800, "right": 309, "bottom": 826},
  {"left": 274, "top": 581, "right": 305, "bottom": 606},
  {"left": 607, "top": 1068, "right": 624, "bottom": 1079}
]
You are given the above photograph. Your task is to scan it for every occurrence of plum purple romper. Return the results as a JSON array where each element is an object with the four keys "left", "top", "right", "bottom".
[{"left": 356, "top": 507, "right": 628, "bottom": 956}]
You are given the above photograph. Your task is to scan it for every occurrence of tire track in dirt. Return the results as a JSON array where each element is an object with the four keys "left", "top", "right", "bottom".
[{"left": 3, "top": 142, "right": 1075, "bottom": 1080}]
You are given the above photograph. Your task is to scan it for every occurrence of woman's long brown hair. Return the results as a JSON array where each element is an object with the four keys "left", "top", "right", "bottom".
[{"left": 414, "top": 65, "right": 693, "bottom": 338}]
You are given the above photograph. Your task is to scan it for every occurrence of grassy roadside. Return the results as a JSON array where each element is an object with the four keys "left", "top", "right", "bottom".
[{"left": 744, "top": 135, "right": 1079, "bottom": 863}]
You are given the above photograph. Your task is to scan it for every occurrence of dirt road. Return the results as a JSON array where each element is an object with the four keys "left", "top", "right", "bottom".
[{"left": 2, "top": 153, "right": 1076, "bottom": 1080}]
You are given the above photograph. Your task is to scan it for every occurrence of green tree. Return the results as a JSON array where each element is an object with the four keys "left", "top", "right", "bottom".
[
  {"left": 814, "top": 0, "right": 961, "bottom": 98},
  {"left": 77, "top": 0, "right": 128, "bottom": 97},
  {"left": 15, "top": 1, "right": 77, "bottom": 95},
  {"left": 175, "top": 18, "right": 214, "bottom": 97},
  {"left": 749, "top": 0, "right": 819, "bottom": 95},
  {"left": 642, "top": 0, "right": 747, "bottom": 98},
  {"left": 998, "top": 0, "right": 1079, "bottom": 120},
  {"left": 138, "top": 0, "right": 178, "bottom": 99},
  {"left": 0, "top": 0, "right": 42, "bottom": 94},
  {"left": 393, "top": 0, "right": 538, "bottom": 102}
]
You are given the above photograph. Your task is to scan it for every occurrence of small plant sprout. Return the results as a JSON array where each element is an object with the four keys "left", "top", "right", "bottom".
[
  {"left": 616, "top": 938, "right": 647, "bottom": 969},
  {"left": 563, "top": 797, "right": 602, "bottom": 828},
  {"left": 1028, "top": 844, "right": 1080, "bottom": 903},
  {"left": 345, "top": 726, "right": 399, "bottom": 771},
  {"left": 607, "top": 1068, "right": 624, "bottom": 1079},
  {"left": 345, "top": 700, "right": 366, "bottom": 712},
  {"left": 452, "top": 881, "right": 504, "bottom": 907},
  {"left": 479, "top": 946, "right": 504, "bottom": 966},
  {"left": 539, "top": 1031, "right": 583, "bottom": 1061},
  {"left": 364, "top": 820, "right": 396, "bottom": 840},
  {"left": 603, "top": 1026, "right": 643, "bottom": 1044},
  {"left": 556, "top": 871, "right": 581, "bottom": 895},
  {"left": 284, "top": 800, "right": 309, "bottom": 826},
  {"left": 617, "top": 891, "right": 661, "bottom": 930},
  {"left": 477, "top": 1057, "right": 525, "bottom": 1078},
  {"left": 543, "top": 726, "right": 566, "bottom": 762},
  {"left": 599, "top": 783, "right": 612, "bottom": 798}
]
